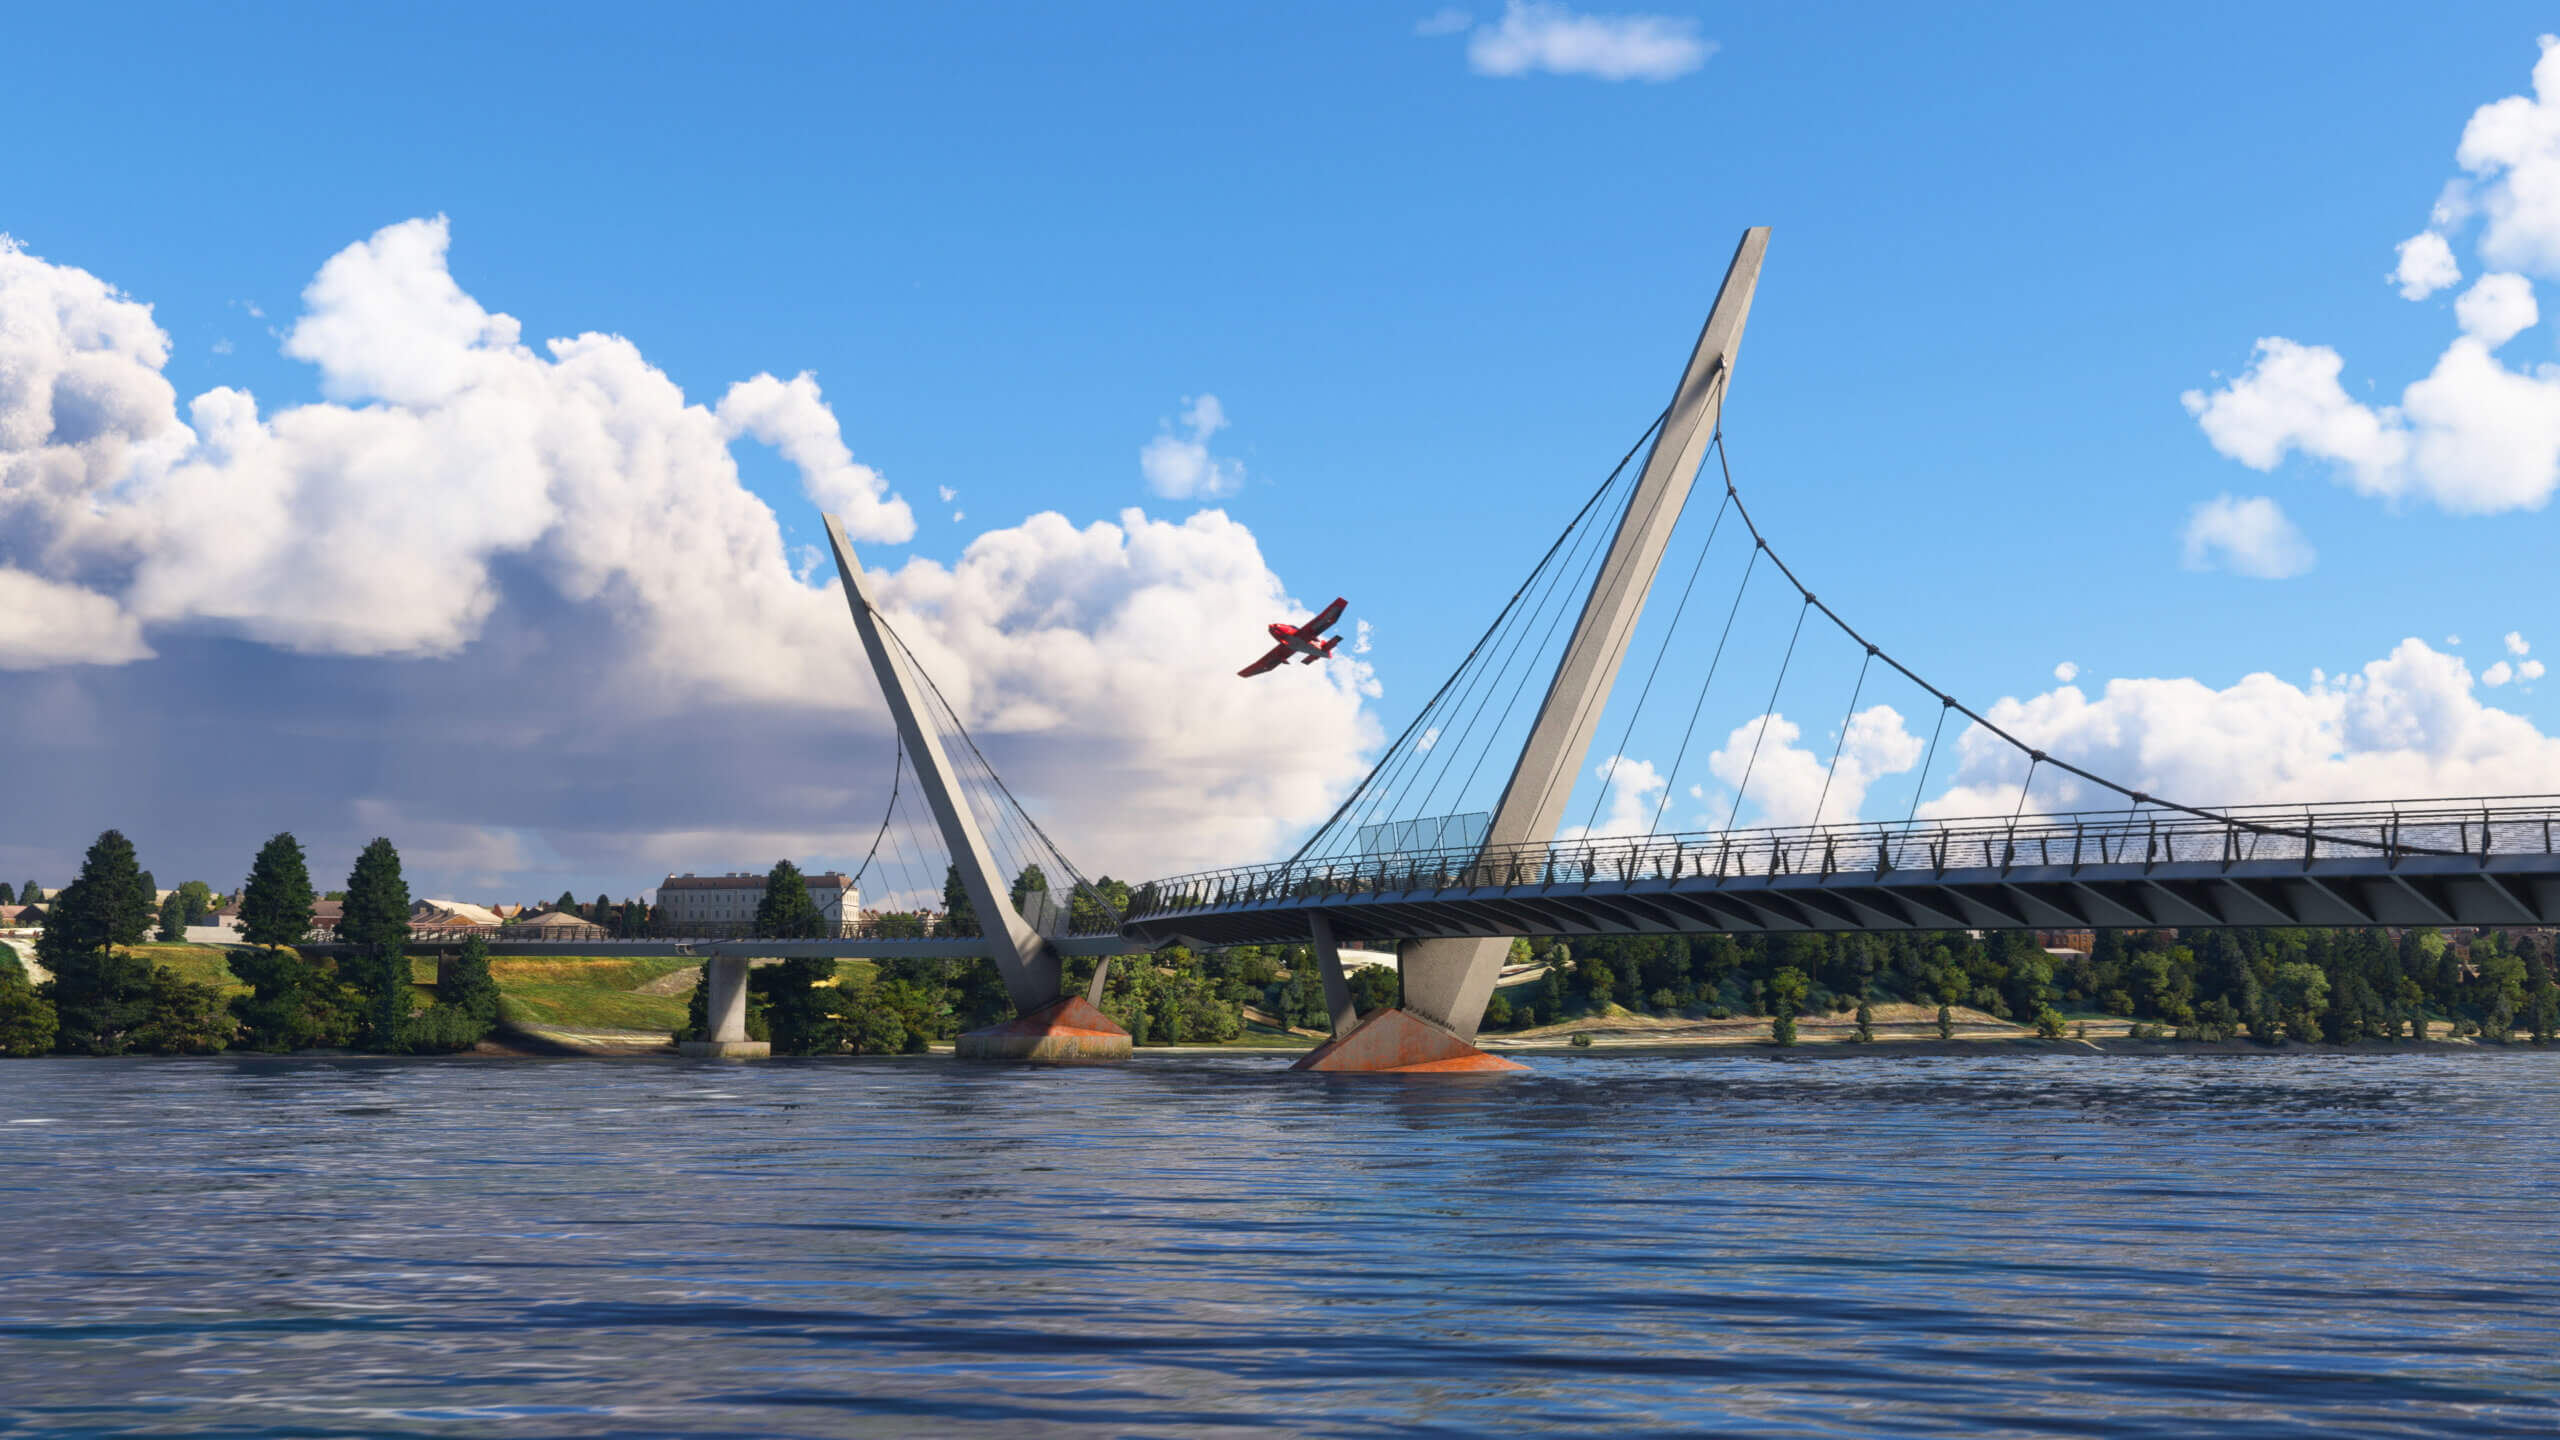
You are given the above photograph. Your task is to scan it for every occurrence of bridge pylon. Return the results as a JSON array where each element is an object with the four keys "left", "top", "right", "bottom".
[
  {"left": 820, "top": 513, "right": 1132, "bottom": 1062},
  {"left": 1304, "top": 227, "right": 1769, "bottom": 1070}
]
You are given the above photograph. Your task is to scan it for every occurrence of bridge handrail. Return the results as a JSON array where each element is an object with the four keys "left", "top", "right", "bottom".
[{"left": 1124, "top": 794, "right": 2560, "bottom": 920}]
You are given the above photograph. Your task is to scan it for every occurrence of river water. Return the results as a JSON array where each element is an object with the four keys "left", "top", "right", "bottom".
[{"left": 2, "top": 1052, "right": 2555, "bottom": 1437}]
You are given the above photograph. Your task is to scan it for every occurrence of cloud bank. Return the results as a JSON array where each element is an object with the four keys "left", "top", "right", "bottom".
[{"left": 0, "top": 220, "right": 1377, "bottom": 893}]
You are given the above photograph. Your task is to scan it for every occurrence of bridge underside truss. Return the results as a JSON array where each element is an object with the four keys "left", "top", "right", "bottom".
[{"left": 1124, "top": 854, "right": 2560, "bottom": 947}]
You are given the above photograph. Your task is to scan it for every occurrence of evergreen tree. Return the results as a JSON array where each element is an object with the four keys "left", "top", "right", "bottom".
[
  {"left": 938, "top": 864, "right": 979, "bottom": 938},
  {"left": 1767, "top": 966, "right": 1808, "bottom": 1046},
  {"left": 440, "top": 936, "right": 502, "bottom": 1030},
  {"left": 19, "top": 882, "right": 40, "bottom": 905},
  {"left": 0, "top": 882, "right": 13, "bottom": 904},
  {"left": 39, "top": 830, "right": 159, "bottom": 1054},
  {"left": 0, "top": 960, "right": 58, "bottom": 1055},
  {"left": 230, "top": 943, "right": 354, "bottom": 1052},
  {"left": 133, "top": 968, "right": 233, "bottom": 1054},
  {"left": 156, "top": 892, "right": 187, "bottom": 942},
  {"left": 554, "top": 889, "right": 578, "bottom": 914},
  {"left": 754, "top": 860, "right": 824, "bottom": 938},
  {"left": 1936, "top": 1003, "right": 1954, "bottom": 1040},
  {"left": 341, "top": 837, "right": 414, "bottom": 1051},
  {"left": 239, "top": 834, "right": 317, "bottom": 948},
  {"left": 592, "top": 892, "right": 612, "bottom": 924}
]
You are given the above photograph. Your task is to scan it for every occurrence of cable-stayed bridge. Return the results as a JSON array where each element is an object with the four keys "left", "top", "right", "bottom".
[{"left": 684, "top": 226, "right": 2560, "bottom": 1068}]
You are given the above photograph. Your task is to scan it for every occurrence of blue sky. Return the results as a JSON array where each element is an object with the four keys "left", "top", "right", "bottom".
[{"left": 5, "top": 4, "right": 2560, "bottom": 900}]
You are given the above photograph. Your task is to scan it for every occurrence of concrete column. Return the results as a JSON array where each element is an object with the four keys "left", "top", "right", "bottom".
[
  {"left": 1401, "top": 228, "right": 1769, "bottom": 1039},
  {"left": 1308, "top": 913, "right": 1358, "bottom": 1037},
  {"left": 678, "top": 954, "right": 769, "bottom": 1058}
]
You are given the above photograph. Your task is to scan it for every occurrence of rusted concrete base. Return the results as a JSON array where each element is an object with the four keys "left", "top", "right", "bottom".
[
  {"left": 677, "top": 1039, "right": 772, "bottom": 1059},
  {"left": 955, "top": 995, "right": 1134, "bottom": 1063},
  {"left": 1291, "top": 1008, "right": 1530, "bottom": 1073}
]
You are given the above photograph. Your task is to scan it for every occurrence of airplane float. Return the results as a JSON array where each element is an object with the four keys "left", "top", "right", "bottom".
[{"left": 1238, "top": 597, "right": 1348, "bottom": 677}]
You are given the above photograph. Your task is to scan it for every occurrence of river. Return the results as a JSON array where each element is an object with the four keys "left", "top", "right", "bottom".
[{"left": 1, "top": 1051, "right": 2554, "bottom": 1436}]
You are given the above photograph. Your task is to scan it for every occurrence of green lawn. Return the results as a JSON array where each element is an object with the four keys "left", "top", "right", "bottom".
[
  {"left": 126, "top": 943, "right": 247, "bottom": 995},
  {"left": 489, "top": 955, "right": 702, "bottom": 1033}
]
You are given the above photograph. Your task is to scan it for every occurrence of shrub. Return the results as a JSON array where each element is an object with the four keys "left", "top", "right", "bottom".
[
  {"left": 0, "top": 963, "right": 57, "bottom": 1056},
  {"left": 1569, "top": 1031, "right": 1593, "bottom": 1048},
  {"left": 2032, "top": 1005, "right": 2067, "bottom": 1040}
]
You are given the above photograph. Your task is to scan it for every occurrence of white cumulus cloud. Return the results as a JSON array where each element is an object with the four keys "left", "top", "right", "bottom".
[
  {"left": 2394, "top": 229, "right": 2462, "bottom": 299},
  {"left": 0, "top": 219, "right": 1386, "bottom": 888},
  {"left": 1922, "top": 639, "right": 2560, "bottom": 819},
  {"left": 2508, "top": 630, "right": 2532, "bottom": 655},
  {"left": 2186, "top": 39, "right": 2560, "bottom": 516},
  {"left": 2053, "top": 661, "right": 2079, "bottom": 683},
  {"left": 1561, "top": 754, "right": 1667, "bottom": 840},
  {"left": 1704, "top": 705, "right": 1924, "bottom": 829},
  {"left": 1139, "top": 393, "right": 1245, "bottom": 500},
  {"left": 1458, "top": 1, "right": 1711, "bottom": 82},
  {"left": 2181, "top": 494, "right": 2316, "bottom": 578}
]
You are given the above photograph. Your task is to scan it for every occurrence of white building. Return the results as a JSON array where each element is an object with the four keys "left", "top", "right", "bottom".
[{"left": 657, "top": 871, "right": 857, "bottom": 935}]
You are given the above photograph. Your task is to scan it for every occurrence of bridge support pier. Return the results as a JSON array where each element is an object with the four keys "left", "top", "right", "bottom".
[
  {"left": 1290, "top": 920, "right": 1524, "bottom": 1073},
  {"left": 678, "top": 954, "right": 769, "bottom": 1059}
]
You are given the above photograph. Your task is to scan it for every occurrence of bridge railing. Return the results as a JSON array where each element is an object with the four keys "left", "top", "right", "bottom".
[{"left": 1125, "top": 795, "right": 2560, "bottom": 921}]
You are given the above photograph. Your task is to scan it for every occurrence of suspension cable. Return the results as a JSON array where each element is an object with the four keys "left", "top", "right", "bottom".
[
  {"left": 1725, "top": 592, "right": 1812, "bottom": 831},
  {"left": 1906, "top": 699, "right": 1952, "bottom": 825},
  {"left": 1811, "top": 647, "right": 1875, "bottom": 829},
  {"left": 1649, "top": 536, "right": 1759, "bottom": 835}
]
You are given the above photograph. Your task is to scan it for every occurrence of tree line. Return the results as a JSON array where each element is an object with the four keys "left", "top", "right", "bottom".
[
  {"left": 1467, "top": 924, "right": 2560, "bottom": 1045},
  {"left": 0, "top": 830, "right": 498, "bottom": 1057}
]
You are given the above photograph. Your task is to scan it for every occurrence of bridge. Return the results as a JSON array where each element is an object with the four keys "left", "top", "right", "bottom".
[{"left": 676, "top": 225, "right": 2560, "bottom": 1070}]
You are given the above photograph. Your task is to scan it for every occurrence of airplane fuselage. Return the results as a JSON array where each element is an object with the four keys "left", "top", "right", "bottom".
[{"left": 1267, "top": 621, "right": 1328, "bottom": 655}]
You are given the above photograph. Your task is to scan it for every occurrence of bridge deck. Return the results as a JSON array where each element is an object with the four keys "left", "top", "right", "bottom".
[{"left": 1123, "top": 800, "right": 2560, "bottom": 945}]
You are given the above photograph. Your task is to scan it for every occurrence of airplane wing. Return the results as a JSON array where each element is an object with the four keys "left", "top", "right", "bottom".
[
  {"left": 1237, "top": 643, "right": 1293, "bottom": 678},
  {"left": 1301, "top": 597, "right": 1347, "bottom": 638}
]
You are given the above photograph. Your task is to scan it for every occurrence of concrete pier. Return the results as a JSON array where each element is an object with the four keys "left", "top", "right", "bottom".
[{"left": 677, "top": 953, "right": 770, "bottom": 1059}]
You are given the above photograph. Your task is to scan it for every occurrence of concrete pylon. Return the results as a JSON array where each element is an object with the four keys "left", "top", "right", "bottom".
[
  {"left": 677, "top": 953, "right": 769, "bottom": 1058},
  {"left": 1384, "top": 228, "right": 1771, "bottom": 1049},
  {"left": 821, "top": 513, "right": 1131, "bottom": 1062}
]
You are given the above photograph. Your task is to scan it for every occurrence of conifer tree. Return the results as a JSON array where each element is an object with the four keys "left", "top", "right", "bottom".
[
  {"left": 754, "top": 860, "right": 824, "bottom": 938},
  {"left": 341, "top": 838, "right": 414, "bottom": 1051},
  {"left": 555, "top": 889, "right": 578, "bottom": 914},
  {"left": 439, "top": 935, "right": 502, "bottom": 1029},
  {"left": 157, "top": 893, "right": 187, "bottom": 942},
  {"left": 20, "top": 882, "right": 40, "bottom": 905},
  {"left": 39, "top": 829, "right": 159, "bottom": 1054},
  {"left": 938, "top": 864, "right": 979, "bottom": 938},
  {"left": 239, "top": 834, "right": 317, "bottom": 948},
  {"left": 592, "top": 892, "right": 612, "bottom": 925},
  {"left": 0, "top": 882, "right": 14, "bottom": 904}
]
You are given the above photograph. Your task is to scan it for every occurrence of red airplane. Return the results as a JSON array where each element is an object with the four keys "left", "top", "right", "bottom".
[{"left": 1239, "top": 597, "right": 1348, "bottom": 677}]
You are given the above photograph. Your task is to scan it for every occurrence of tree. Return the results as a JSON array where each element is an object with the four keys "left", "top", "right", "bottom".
[
  {"left": 2270, "top": 961, "right": 2330, "bottom": 1045},
  {"left": 2033, "top": 1004, "right": 2068, "bottom": 1039},
  {"left": 1767, "top": 966, "right": 1808, "bottom": 1046},
  {"left": 592, "top": 892, "right": 612, "bottom": 925},
  {"left": 0, "top": 882, "right": 13, "bottom": 905},
  {"left": 239, "top": 834, "right": 317, "bottom": 948},
  {"left": 0, "top": 960, "right": 57, "bottom": 1056},
  {"left": 754, "top": 860, "right": 825, "bottom": 939},
  {"left": 19, "top": 882, "right": 40, "bottom": 905},
  {"left": 156, "top": 892, "right": 187, "bottom": 942},
  {"left": 230, "top": 943, "right": 354, "bottom": 1052},
  {"left": 176, "top": 880, "right": 218, "bottom": 925},
  {"left": 937, "top": 865, "right": 979, "bottom": 938},
  {"left": 40, "top": 829, "right": 159, "bottom": 1054},
  {"left": 1936, "top": 1003, "right": 1954, "bottom": 1041},
  {"left": 341, "top": 837, "right": 415, "bottom": 1051},
  {"left": 134, "top": 968, "right": 233, "bottom": 1054},
  {"left": 1853, "top": 998, "right": 1875, "bottom": 1043},
  {"left": 554, "top": 889, "right": 579, "bottom": 914},
  {"left": 439, "top": 935, "right": 501, "bottom": 1032}
]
